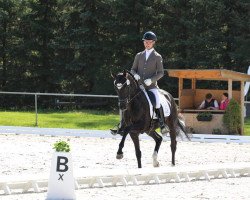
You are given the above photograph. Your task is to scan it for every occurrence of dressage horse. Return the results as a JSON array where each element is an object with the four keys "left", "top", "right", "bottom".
[{"left": 112, "top": 70, "right": 189, "bottom": 168}]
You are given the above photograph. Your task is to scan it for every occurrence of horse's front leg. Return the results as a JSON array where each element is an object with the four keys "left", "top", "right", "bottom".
[
  {"left": 116, "top": 128, "right": 129, "bottom": 159},
  {"left": 129, "top": 132, "right": 142, "bottom": 168},
  {"left": 116, "top": 124, "right": 136, "bottom": 159},
  {"left": 147, "top": 130, "right": 162, "bottom": 167}
]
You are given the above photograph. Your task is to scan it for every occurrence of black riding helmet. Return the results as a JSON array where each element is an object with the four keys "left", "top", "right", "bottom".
[{"left": 142, "top": 31, "right": 157, "bottom": 41}]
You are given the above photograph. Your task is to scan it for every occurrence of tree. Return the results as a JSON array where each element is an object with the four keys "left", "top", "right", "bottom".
[
  {"left": 0, "top": 0, "right": 249, "bottom": 108},
  {"left": 0, "top": 0, "right": 20, "bottom": 90},
  {"left": 16, "top": 0, "right": 59, "bottom": 93}
]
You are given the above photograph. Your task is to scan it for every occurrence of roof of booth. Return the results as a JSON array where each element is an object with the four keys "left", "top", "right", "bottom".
[{"left": 167, "top": 69, "right": 250, "bottom": 81}]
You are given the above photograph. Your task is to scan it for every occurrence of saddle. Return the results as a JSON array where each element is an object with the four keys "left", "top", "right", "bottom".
[{"left": 143, "top": 89, "right": 170, "bottom": 119}]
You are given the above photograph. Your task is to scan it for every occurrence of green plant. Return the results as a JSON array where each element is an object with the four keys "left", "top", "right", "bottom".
[
  {"left": 196, "top": 112, "right": 213, "bottom": 121},
  {"left": 53, "top": 140, "right": 70, "bottom": 152},
  {"left": 212, "top": 128, "right": 222, "bottom": 135},
  {"left": 223, "top": 99, "right": 241, "bottom": 135}
]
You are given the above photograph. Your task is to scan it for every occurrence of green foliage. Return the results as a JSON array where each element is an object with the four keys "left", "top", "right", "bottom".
[
  {"left": 197, "top": 112, "right": 212, "bottom": 118},
  {"left": 212, "top": 128, "right": 222, "bottom": 135},
  {"left": 196, "top": 112, "right": 213, "bottom": 121},
  {"left": 53, "top": 140, "right": 70, "bottom": 152},
  {"left": 0, "top": 0, "right": 249, "bottom": 104},
  {"left": 244, "top": 117, "right": 250, "bottom": 136},
  {"left": 223, "top": 99, "right": 241, "bottom": 134}
]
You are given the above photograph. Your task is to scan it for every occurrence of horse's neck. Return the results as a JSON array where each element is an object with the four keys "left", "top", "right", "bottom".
[
  {"left": 129, "top": 84, "right": 138, "bottom": 95},
  {"left": 128, "top": 87, "right": 148, "bottom": 115}
]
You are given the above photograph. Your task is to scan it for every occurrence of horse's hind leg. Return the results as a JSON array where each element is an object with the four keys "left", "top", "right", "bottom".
[
  {"left": 147, "top": 130, "right": 162, "bottom": 167},
  {"left": 130, "top": 133, "right": 142, "bottom": 168},
  {"left": 170, "top": 129, "right": 177, "bottom": 166}
]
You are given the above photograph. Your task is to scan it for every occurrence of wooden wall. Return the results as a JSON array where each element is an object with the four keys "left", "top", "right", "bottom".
[{"left": 180, "top": 89, "right": 241, "bottom": 109}]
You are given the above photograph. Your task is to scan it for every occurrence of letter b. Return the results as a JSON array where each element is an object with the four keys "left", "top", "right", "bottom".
[{"left": 56, "top": 156, "right": 69, "bottom": 172}]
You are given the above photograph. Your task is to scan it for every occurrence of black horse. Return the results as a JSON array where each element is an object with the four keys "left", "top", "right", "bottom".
[{"left": 112, "top": 70, "right": 189, "bottom": 168}]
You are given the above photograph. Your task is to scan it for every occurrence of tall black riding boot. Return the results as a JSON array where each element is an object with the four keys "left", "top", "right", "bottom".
[{"left": 155, "top": 106, "right": 169, "bottom": 135}]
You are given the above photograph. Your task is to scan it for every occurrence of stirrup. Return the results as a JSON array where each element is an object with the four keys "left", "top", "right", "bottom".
[
  {"left": 110, "top": 129, "right": 124, "bottom": 136},
  {"left": 110, "top": 123, "right": 124, "bottom": 136},
  {"left": 110, "top": 129, "right": 118, "bottom": 135}
]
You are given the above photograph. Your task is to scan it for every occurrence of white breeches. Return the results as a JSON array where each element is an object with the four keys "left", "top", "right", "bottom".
[{"left": 149, "top": 88, "right": 160, "bottom": 109}]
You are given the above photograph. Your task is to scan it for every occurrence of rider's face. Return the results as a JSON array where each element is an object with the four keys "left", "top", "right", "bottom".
[{"left": 143, "top": 40, "right": 155, "bottom": 50}]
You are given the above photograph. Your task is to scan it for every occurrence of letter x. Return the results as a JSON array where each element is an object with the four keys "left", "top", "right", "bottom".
[{"left": 58, "top": 174, "right": 64, "bottom": 181}]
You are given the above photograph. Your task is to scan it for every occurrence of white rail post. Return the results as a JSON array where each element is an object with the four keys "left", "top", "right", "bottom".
[{"left": 35, "top": 94, "right": 38, "bottom": 127}]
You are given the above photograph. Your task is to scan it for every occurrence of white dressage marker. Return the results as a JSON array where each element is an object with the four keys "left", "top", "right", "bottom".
[{"left": 46, "top": 152, "right": 76, "bottom": 200}]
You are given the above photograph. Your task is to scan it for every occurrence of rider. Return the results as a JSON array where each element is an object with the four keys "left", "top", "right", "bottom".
[{"left": 111, "top": 31, "right": 169, "bottom": 135}]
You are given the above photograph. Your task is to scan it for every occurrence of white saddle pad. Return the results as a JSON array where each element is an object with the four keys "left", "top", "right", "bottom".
[{"left": 142, "top": 90, "right": 171, "bottom": 119}]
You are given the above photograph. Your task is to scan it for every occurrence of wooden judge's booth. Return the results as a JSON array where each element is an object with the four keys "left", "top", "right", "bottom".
[{"left": 167, "top": 69, "right": 250, "bottom": 135}]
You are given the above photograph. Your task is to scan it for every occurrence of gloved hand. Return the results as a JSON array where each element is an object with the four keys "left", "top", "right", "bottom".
[
  {"left": 144, "top": 79, "right": 152, "bottom": 86},
  {"left": 134, "top": 74, "right": 140, "bottom": 81}
]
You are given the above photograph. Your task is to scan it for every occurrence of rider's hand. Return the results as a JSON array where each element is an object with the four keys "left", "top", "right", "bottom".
[
  {"left": 144, "top": 79, "right": 152, "bottom": 86},
  {"left": 134, "top": 74, "right": 140, "bottom": 81}
]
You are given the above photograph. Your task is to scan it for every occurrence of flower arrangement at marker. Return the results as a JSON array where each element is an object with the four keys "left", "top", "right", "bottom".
[{"left": 53, "top": 140, "right": 70, "bottom": 152}]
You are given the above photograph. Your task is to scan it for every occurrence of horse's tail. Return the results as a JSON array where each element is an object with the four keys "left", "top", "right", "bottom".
[
  {"left": 177, "top": 113, "right": 191, "bottom": 140},
  {"left": 160, "top": 89, "right": 190, "bottom": 140}
]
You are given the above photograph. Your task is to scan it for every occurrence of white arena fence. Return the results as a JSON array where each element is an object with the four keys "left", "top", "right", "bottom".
[
  {"left": 1, "top": 126, "right": 250, "bottom": 144},
  {"left": 1, "top": 163, "right": 250, "bottom": 195}
]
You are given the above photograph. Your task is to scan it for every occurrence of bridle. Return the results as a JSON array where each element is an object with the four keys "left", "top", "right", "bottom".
[{"left": 114, "top": 78, "right": 142, "bottom": 110}]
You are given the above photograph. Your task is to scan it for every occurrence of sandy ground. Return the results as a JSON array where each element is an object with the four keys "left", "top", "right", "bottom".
[{"left": 1, "top": 133, "right": 250, "bottom": 199}]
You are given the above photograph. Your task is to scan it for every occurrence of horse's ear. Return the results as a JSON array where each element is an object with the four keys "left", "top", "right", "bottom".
[
  {"left": 125, "top": 70, "right": 133, "bottom": 78},
  {"left": 111, "top": 72, "right": 116, "bottom": 78}
]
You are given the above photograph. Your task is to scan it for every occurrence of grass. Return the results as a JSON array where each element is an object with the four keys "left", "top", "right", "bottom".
[
  {"left": 243, "top": 117, "right": 250, "bottom": 136},
  {"left": 0, "top": 110, "right": 249, "bottom": 135},
  {"left": 0, "top": 110, "right": 120, "bottom": 130}
]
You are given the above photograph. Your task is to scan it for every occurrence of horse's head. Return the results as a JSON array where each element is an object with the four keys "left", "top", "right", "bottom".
[{"left": 111, "top": 70, "right": 137, "bottom": 111}]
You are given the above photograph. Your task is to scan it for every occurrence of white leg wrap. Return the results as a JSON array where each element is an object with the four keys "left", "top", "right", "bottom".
[{"left": 152, "top": 151, "right": 159, "bottom": 167}]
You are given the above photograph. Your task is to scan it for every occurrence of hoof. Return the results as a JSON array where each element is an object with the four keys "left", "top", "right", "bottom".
[
  {"left": 116, "top": 153, "right": 123, "bottom": 159},
  {"left": 153, "top": 161, "right": 160, "bottom": 167}
]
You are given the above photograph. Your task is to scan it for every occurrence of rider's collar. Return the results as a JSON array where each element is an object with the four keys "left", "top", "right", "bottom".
[{"left": 145, "top": 48, "right": 154, "bottom": 54}]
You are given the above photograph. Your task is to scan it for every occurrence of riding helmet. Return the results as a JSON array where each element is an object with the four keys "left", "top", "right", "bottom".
[{"left": 142, "top": 31, "right": 157, "bottom": 41}]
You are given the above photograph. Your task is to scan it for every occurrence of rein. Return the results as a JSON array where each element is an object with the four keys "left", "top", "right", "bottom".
[
  {"left": 127, "top": 89, "right": 142, "bottom": 104},
  {"left": 118, "top": 88, "right": 142, "bottom": 108}
]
